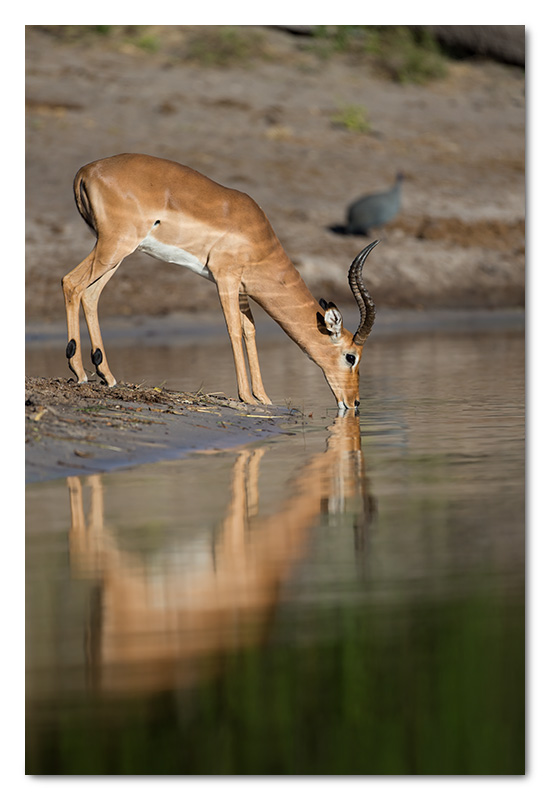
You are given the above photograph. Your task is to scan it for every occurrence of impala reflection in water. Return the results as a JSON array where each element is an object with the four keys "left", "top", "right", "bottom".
[
  {"left": 64, "top": 412, "right": 371, "bottom": 696},
  {"left": 26, "top": 327, "right": 525, "bottom": 774}
]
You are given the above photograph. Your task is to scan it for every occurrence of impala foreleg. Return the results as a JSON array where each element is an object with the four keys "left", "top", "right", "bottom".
[
  {"left": 217, "top": 279, "right": 256, "bottom": 405},
  {"left": 239, "top": 295, "right": 271, "bottom": 405}
]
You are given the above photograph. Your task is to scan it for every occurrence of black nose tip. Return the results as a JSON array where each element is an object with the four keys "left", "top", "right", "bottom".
[{"left": 355, "top": 400, "right": 360, "bottom": 407}]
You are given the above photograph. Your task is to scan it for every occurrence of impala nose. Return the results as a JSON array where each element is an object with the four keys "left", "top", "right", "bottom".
[{"left": 355, "top": 399, "right": 360, "bottom": 408}]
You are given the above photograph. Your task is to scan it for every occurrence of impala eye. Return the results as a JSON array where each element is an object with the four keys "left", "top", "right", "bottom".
[{"left": 345, "top": 353, "right": 356, "bottom": 366}]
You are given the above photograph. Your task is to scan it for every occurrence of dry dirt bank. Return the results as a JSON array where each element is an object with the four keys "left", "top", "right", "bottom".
[{"left": 26, "top": 25, "right": 525, "bottom": 322}]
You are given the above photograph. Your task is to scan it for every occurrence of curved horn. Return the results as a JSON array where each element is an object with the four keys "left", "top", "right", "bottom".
[{"left": 348, "top": 240, "right": 379, "bottom": 346}]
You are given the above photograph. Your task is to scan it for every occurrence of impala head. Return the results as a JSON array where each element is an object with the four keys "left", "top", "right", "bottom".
[{"left": 316, "top": 240, "right": 379, "bottom": 411}]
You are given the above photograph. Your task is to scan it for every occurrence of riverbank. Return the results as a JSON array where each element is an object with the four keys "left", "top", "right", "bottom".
[{"left": 25, "top": 377, "right": 300, "bottom": 484}]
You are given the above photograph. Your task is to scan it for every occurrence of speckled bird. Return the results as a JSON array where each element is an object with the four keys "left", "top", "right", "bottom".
[{"left": 346, "top": 172, "right": 404, "bottom": 236}]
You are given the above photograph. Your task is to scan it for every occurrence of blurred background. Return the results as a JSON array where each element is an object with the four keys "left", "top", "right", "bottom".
[
  {"left": 25, "top": 24, "right": 525, "bottom": 323},
  {"left": 24, "top": 27, "right": 526, "bottom": 776}
]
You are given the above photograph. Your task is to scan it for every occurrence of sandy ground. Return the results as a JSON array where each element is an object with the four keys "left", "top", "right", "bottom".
[{"left": 25, "top": 26, "right": 525, "bottom": 482}]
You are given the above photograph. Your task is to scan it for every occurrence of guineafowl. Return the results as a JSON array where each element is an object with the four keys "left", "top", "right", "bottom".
[{"left": 345, "top": 172, "right": 404, "bottom": 236}]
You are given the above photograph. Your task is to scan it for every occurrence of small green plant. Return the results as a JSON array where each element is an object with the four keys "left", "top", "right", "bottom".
[
  {"left": 133, "top": 32, "right": 161, "bottom": 53},
  {"left": 310, "top": 25, "right": 447, "bottom": 84},
  {"left": 330, "top": 104, "right": 371, "bottom": 134},
  {"left": 92, "top": 25, "right": 113, "bottom": 36},
  {"left": 185, "top": 26, "right": 268, "bottom": 67},
  {"left": 311, "top": 25, "right": 368, "bottom": 57},
  {"left": 371, "top": 26, "right": 447, "bottom": 84},
  {"left": 33, "top": 25, "right": 152, "bottom": 48}
]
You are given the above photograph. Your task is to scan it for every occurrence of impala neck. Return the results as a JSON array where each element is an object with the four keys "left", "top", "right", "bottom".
[{"left": 250, "top": 258, "right": 335, "bottom": 359}]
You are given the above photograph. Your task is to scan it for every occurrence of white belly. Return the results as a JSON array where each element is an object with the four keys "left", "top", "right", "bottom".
[{"left": 137, "top": 234, "right": 214, "bottom": 282}]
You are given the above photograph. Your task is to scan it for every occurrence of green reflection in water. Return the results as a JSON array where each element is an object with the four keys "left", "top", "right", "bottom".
[{"left": 27, "top": 586, "right": 524, "bottom": 775}]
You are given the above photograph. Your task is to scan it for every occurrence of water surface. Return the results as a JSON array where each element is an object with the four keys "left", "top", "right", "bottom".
[{"left": 26, "top": 318, "right": 525, "bottom": 775}]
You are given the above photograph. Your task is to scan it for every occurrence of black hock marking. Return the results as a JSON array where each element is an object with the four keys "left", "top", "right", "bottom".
[
  {"left": 66, "top": 339, "right": 77, "bottom": 359},
  {"left": 153, "top": 220, "right": 161, "bottom": 226},
  {"left": 91, "top": 348, "right": 103, "bottom": 366}
]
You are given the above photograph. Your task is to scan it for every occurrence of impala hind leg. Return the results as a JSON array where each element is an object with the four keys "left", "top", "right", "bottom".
[
  {"left": 239, "top": 295, "right": 271, "bottom": 405},
  {"left": 81, "top": 264, "right": 121, "bottom": 386},
  {"left": 62, "top": 238, "right": 134, "bottom": 385},
  {"left": 62, "top": 251, "right": 96, "bottom": 383}
]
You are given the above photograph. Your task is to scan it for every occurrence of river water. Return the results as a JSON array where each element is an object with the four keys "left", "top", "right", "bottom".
[{"left": 25, "top": 312, "right": 525, "bottom": 775}]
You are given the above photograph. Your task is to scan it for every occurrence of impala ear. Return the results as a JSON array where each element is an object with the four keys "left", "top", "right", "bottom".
[{"left": 317, "top": 301, "right": 343, "bottom": 342}]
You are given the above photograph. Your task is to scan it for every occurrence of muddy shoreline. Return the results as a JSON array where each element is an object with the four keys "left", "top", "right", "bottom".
[{"left": 25, "top": 376, "right": 301, "bottom": 484}]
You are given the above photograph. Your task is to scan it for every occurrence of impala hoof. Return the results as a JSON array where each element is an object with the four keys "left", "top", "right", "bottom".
[{"left": 239, "top": 394, "right": 257, "bottom": 405}]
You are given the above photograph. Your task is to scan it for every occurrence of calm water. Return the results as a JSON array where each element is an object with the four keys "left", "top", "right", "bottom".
[{"left": 25, "top": 317, "right": 525, "bottom": 775}]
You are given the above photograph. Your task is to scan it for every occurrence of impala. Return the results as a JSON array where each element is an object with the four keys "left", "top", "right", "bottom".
[{"left": 62, "top": 153, "right": 379, "bottom": 409}]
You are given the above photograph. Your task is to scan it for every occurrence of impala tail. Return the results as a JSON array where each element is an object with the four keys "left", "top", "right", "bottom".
[{"left": 73, "top": 176, "right": 97, "bottom": 234}]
